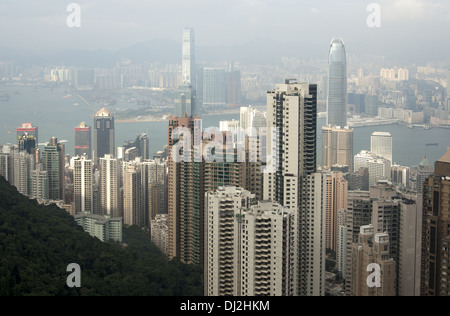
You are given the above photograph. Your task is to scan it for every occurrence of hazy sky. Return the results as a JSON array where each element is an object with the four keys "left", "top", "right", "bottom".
[{"left": 0, "top": 0, "right": 449, "bottom": 62}]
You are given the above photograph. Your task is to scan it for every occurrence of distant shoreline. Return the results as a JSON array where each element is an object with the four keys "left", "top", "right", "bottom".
[
  {"left": 115, "top": 110, "right": 241, "bottom": 124},
  {"left": 116, "top": 118, "right": 168, "bottom": 124}
]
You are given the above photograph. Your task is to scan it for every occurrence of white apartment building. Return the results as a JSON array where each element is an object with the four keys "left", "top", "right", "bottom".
[
  {"left": 151, "top": 214, "right": 169, "bottom": 256},
  {"left": 74, "top": 212, "right": 123, "bottom": 243},
  {"left": 371, "top": 131, "right": 393, "bottom": 163},
  {"left": 264, "top": 82, "right": 326, "bottom": 296},
  {"left": 73, "top": 154, "right": 93, "bottom": 214},
  {"left": 100, "top": 154, "right": 121, "bottom": 218},
  {"left": 354, "top": 150, "right": 391, "bottom": 187},
  {"left": 205, "top": 186, "right": 296, "bottom": 297}
]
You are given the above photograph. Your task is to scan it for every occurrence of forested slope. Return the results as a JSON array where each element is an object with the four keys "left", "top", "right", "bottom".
[{"left": 0, "top": 177, "right": 203, "bottom": 296}]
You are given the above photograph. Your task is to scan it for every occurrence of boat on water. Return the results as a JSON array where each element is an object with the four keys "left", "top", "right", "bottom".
[{"left": 426, "top": 143, "right": 438, "bottom": 146}]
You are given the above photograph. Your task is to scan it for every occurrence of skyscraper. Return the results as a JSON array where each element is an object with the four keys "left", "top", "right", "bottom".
[
  {"left": 326, "top": 172, "right": 348, "bottom": 252},
  {"left": 203, "top": 68, "right": 227, "bottom": 110},
  {"left": 421, "top": 148, "right": 450, "bottom": 296},
  {"left": 123, "top": 163, "right": 145, "bottom": 227},
  {"left": 12, "top": 150, "right": 34, "bottom": 196},
  {"left": 0, "top": 145, "right": 13, "bottom": 182},
  {"left": 175, "top": 83, "right": 196, "bottom": 117},
  {"left": 240, "top": 106, "right": 267, "bottom": 131},
  {"left": 75, "top": 122, "right": 92, "bottom": 158},
  {"left": 371, "top": 131, "right": 393, "bottom": 163},
  {"left": 414, "top": 156, "right": 434, "bottom": 192},
  {"left": 205, "top": 187, "right": 296, "bottom": 296},
  {"left": 167, "top": 115, "right": 202, "bottom": 262},
  {"left": 322, "top": 125, "right": 354, "bottom": 171},
  {"left": 182, "top": 27, "right": 196, "bottom": 88},
  {"left": 343, "top": 190, "right": 372, "bottom": 294},
  {"left": 327, "top": 38, "right": 347, "bottom": 127},
  {"left": 354, "top": 150, "right": 391, "bottom": 187},
  {"left": 73, "top": 154, "right": 93, "bottom": 214},
  {"left": 30, "top": 163, "right": 49, "bottom": 201},
  {"left": 93, "top": 108, "right": 115, "bottom": 161},
  {"left": 365, "top": 94, "right": 379, "bottom": 117},
  {"left": 42, "top": 137, "right": 65, "bottom": 201},
  {"left": 167, "top": 116, "right": 263, "bottom": 266},
  {"left": 122, "top": 134, "right": 150, "bottom": 161},
  {"left": 264, "top": 81, "right": 326, "bottom": 296},
  {"left": 398, "top": 192, "right": 422, "bottom": 297},
  {"left": 16, "top": 123, "right": 38, "bottom": 148},
  {"left": 226, "top": 65, "right": 242, "bottom": 107},
  {"left": 99, "top": 154, "right": 121, "bottom": 218},
  {"left": 17, "top": 134, "right": 37, "bottom": 156},
  {"left": 264, "top": 82, "right": 318, "bottom": 204},
  {"left": 351, "top": 225, "right": 396, "bottom": 296}
]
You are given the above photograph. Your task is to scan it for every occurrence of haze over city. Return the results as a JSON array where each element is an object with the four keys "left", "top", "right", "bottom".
[
  {"left": 1, "top": 0, "right": 450, "bottom": 300},
  {"left": 0, "top": 0, "right": 449, "bottom": 64}
]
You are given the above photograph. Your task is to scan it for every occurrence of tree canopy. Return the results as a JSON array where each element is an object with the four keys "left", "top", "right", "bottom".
[{"left": 0, "top": 177, "right": 203, "bottom": 296}]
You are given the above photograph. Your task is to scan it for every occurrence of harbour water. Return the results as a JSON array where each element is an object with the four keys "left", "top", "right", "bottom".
[{"left": 0, "top": 85, "right": 449, "bottom": 168}]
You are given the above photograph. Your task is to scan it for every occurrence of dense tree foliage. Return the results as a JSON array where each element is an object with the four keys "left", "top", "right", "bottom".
[{"left": 0, "top": 177, "right": 203, "bottom": 296}]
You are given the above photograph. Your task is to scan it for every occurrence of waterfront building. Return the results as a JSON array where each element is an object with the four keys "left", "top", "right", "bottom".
[
  {"left": 203, "top": 68, "right": 227, "bottom": 110},
  {"left": 75, "top": 122, "right": 92, "bottom": 158},
  {"left": 182, "top": 27, "right": 196, "bottom": 88},
  {"left": 371, "top": 131, "right": 393, "bottom": 163},
  {"left": 93, "top": 108, "right": 115, "bottom": 161},
  {"left": 322, "top": 125, "right": 353, "bottom": 171},
  {"left": 16, "top": 123, "right": 38, "bottom": 149},
  {"left": 354, "top": 150, "right": 391, "bottom": 187},
  {"left": 327, "top": 38, "right": 348, "bottom": 128},
  {"left": 175, "top": 83, "right": 196, "bottom": 117}
]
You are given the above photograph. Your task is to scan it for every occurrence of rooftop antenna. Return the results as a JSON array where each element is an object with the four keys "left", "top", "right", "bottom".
[
  {"left": 299, "top": 59, "right": 303, "bottom": 82},
  {"left": 307, "top": 58, "right": 311, "bottom": 84}
]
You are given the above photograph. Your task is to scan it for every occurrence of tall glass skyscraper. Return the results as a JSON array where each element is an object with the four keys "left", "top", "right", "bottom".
[
  {"left": 203, "top": 68, "right": 227, "bottom": 109},
  {"left": 175, "top": 83, "right": 196, "bottom": 117},
  {"left": 327, "top": 38, "right": 348, "bottom": 128},
  {"left": 93, "top": 108, "right": 115, "bottom": 161},
  {"left": 182, "top": 27, "right": 195, "bottom": 88}
]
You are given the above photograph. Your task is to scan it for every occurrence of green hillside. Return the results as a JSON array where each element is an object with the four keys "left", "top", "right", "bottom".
[{"left": 0, "top": 177, "right": 203, "bottom": 296}]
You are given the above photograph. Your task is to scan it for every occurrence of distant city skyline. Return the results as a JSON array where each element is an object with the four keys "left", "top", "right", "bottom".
[{"left": 0, "top": 1, "right": 449, "bottom": 64}]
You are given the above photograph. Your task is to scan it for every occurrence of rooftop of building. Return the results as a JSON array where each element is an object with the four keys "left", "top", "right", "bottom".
[
  {"left": 438, "top": 148, "right": 450, "bottom": 164},
  {"left": 95, "top": 107, "right": 112, "bottom": 117},
  {"left": 371, "top": 131, "right": 392, "bottom": 137}
]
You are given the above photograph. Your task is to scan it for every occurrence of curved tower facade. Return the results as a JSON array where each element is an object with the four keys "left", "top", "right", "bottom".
[{"left": 327, "top": 38, "right": 347, "bottom": 128}]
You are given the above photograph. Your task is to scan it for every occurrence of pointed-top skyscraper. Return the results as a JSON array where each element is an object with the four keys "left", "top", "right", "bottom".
[{"left": 327, "top": 38, "right": 347, "bottom": 128}]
